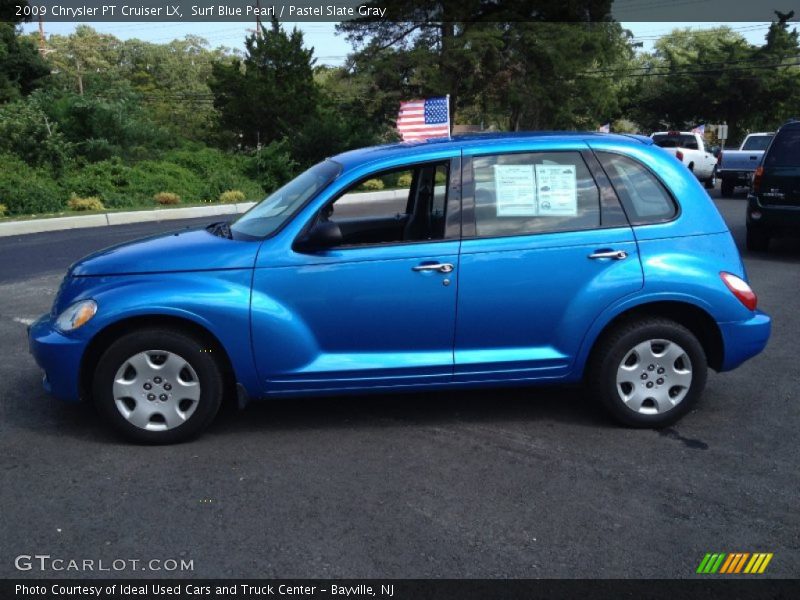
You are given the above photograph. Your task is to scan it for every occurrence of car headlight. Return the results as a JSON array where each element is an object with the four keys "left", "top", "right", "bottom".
[{"left": 55, "top": 299, "right": 97, "bottom": 332}]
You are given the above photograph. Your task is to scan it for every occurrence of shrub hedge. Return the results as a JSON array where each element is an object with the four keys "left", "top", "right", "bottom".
[{"left": 68, "top": 195, "right": 105, "bottom": 211}]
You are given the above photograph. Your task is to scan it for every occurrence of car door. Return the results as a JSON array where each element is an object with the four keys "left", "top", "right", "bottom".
[
  {"left": 697, "top": 138, "right": 716, "bottom": 178},
  {"left": 453, "top": 146, "right": 643, "bottom": 381},
  {"left": 250, "top": 158, "right": 462, "bottom": 393}
]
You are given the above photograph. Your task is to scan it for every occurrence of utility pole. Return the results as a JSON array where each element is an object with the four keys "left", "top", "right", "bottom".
[
  {"left": 37, "top": 14, "right": 46, "bottom": 55},
  {"left": 255, "top": 0, "right": 262, "bottom": 37}
]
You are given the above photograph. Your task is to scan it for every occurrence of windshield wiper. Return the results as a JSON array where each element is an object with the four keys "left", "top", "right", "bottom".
[{"left": 206, "top": 221, "right": 232, "bottom": 239}]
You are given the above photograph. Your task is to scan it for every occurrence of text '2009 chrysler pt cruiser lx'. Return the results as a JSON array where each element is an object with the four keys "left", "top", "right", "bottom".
[{"left": 29, "top": 133, "right": 771, "bottom": 443}]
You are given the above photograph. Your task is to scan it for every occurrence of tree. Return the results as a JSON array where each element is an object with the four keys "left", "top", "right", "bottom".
[
  {"left": 628, "top": 16, "right": 800, "bottom": 141},
  {"left": 46, "top": 25, "right": 119, "bottom": 95},
  {"left": 0, "top": 1, "right": 50, "bottom": 103},
  {"left": 337, "top": 0, "right": 618, "bottom": 126},
  {"left": 481, "top": 22, "right": 633, "bottom": 130},
  {"left": 117, "top": 35, "right": 228, "bottom": 142},
  {"left": 209, "top": 21, "right": 318, "bottom": 149}
]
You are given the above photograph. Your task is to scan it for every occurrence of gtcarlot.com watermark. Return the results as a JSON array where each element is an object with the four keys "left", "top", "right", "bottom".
[{"left": 15, "top": 554, "right": 194, "bottom": 572}]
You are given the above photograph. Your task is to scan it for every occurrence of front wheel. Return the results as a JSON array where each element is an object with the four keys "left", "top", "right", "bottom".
[
  {"left": 93, "top": 328, "right": 224, "bottom": 443},
  {"left": 587, "top": 319, "right": 707, "bottom": 427},
  {"left": 704, "top": 167, "right": 717, "bottom": 189}
]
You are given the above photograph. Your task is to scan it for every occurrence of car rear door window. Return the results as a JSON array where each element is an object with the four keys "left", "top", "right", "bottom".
[
  {"left": 470, "top": 152, "right": 600, "bottom": 238},
  {"left": 596, "top": 152, "right": 677, "bottom": 224}
]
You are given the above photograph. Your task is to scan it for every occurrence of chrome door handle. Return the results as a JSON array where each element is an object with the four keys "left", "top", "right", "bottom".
[
  {"left": 588, "top": 250, "right": 628, "bottom": 260},
  {"left": 413, "top": 263, "right": 454, "bottom": 273}
]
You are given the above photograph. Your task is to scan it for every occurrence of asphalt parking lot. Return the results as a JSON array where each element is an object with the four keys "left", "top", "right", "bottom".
[{"left": 1, "top": 188, "right": 798, "bottom": 579}]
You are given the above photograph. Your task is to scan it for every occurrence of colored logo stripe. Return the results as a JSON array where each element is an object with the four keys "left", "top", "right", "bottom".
[{"left": 697, "top": 553, "right": 773, "bottom": 574}]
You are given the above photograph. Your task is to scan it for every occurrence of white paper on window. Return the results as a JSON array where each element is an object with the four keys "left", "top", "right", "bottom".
[
  {"left": 534, "top": 164, "right": 578, "bottom": 216},
  {"left": 493, "top": 164, "right": 537, "bottom": 216}
]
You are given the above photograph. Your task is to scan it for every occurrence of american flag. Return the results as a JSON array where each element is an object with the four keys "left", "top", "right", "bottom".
[
  {"left": 396, "top": 96, "right": 451, "bottom": 141},
  {"left": 598, "top": 123, "right": 610, "bottom": 133}
]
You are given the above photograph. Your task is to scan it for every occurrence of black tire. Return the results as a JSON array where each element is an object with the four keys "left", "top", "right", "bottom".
[
  {"left": 746, "top": 226, "right": 770, "bottom": 252},
  {"left": 720, "top": 179, "right": 735, "bottom": 197},
  {"left": 704, "top": 168, "right": 717, "bottom": 189},
  {"left": 587, "top": 318, "right": 707, "bottom": 428},
  {"left": 92, "top": 328, "right": 224, "bottom": 444}
]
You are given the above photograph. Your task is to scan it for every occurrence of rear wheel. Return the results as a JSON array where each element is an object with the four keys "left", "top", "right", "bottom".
[
  {"left": 720, "top": 179, "right": 735, "bottom": 197},
  {"left": 588, "top": 319, "right": 707, "bottom": 428},
  {"left": 93, "top": 328, "right": 224, "bottom": 443},
  {"left": 746, "top": 225, "right": 770, "bottom": 252}
]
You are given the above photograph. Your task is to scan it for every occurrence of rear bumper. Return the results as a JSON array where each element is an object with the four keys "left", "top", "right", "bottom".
[
  {"left": 718, "top": 310, "right": 771, "bottom": 371},
  {"left": 28, "top": 314, "right": 86, "bottom": 402},
  {"left": 747, "top": 196, "right": 800, "bottom": 232},
  {"left": 718, "top": 169, "right": 752, "bottom": 183}
]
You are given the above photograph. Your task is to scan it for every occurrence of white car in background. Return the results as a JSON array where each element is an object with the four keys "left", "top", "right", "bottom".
[{"left": 651, "top": 131, "right": 718, "bottom": 189}]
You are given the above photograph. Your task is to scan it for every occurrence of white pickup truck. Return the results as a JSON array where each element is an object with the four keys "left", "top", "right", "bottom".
[
  {"left": 651, "top": 131, "right": 718, "bottom": 189},
  {"left": 717, "top": 132, "right": 774, "bottom": 197}
]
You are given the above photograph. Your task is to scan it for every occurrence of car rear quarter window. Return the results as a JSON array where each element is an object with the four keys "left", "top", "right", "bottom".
[
  {"left": 596, "top": 152, "right": 677, "bottom": 225},
  {"left": 470, "top": 151, "right": 600, "bottom": 238},
  {"left": 741, "top": 135, "right": 773, "bottom": 151},
  {"left": 764, "top": 128, "right": 800, "bottom": 167}
]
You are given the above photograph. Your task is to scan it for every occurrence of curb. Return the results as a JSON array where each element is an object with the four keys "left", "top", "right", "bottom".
[
  {"left": 0, "top": 202, "right": 257, "bottom": 238},
  {"left": 0, "top": 189, "right": 410, "bottom": 238}
]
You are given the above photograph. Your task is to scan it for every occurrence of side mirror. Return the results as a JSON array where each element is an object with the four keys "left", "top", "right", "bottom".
[{"left": 296, "top": 221, "right": 343, "bottom": 252}]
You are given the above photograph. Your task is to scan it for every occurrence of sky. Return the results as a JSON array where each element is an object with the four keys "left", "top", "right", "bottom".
[{"left": 22, "top": 21, "right": 779, "bottom": 65}]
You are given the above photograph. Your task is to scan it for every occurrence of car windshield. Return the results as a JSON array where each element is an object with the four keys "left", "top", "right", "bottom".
[
  {"left": 230, "top": 161, "right": 342, "bottom": 240},
  {"left": 652, "top": 134, "right": 698, "bottom": 150},
  {"left": 764, "top": 128, "right": 800, "bottom": 168},
  {"left": 741, "top": 135, "right": 773, "bottom": 151}
]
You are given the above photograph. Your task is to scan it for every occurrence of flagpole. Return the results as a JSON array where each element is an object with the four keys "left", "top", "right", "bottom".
[{"left": 446, "top": 94, "right": 451, "bottom": 138}]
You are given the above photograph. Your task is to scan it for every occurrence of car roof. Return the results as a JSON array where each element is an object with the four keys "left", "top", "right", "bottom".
[{"left": 330, "top": 132, "right": 653, "bottom": 171}]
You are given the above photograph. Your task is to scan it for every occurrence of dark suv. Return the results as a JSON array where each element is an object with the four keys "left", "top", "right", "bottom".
[{"left": 747, "top": 120, "right": 800, "bottom": 251}]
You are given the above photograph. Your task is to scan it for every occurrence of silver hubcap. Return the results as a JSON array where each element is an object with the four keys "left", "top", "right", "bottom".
[
  {"left": 615, "top": 339, "right": 692, "bottom": 415},
  {"left": 112, "top": 350, "right": 201, "bottom": 431}
]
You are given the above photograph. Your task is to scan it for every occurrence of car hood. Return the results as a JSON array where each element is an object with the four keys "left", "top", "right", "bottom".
[{"left": 69, "top": 227, "right": 260, "bottom": 277}]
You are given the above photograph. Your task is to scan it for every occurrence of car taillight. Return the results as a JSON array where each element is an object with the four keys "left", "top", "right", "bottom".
[
  {"left": 720, "top": 272, "right": 757, "bottom": 311},
  {"left": 752, "top": 166, "right": 763, "bottom": 193},
  {"left": 676, "top": 150, "right": 684, "bottom": 162}
]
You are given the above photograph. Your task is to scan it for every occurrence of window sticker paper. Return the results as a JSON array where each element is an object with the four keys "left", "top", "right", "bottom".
[
  {"left": 534, "top": 164, "right": 578, "bottom": 216},
  {"left": 493, "top": 164, "right": 537, "bottom": 216}
]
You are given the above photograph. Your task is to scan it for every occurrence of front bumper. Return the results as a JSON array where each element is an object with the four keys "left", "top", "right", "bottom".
[
  {"left": 28, "top": 313, "right": 87, "bottom": 402},
  {"left": 718, "top": 310, "right": 771, "bottom": 372}
]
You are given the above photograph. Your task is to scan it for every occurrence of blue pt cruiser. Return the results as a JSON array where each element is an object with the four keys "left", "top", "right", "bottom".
[{"left": 29, "top": 133, "right": 771, "bottom": 443}]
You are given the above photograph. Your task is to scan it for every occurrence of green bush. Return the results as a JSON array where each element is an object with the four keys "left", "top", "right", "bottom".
[
  {"left": 68, "top": 195, "right": 105, "bottom": 211},
  {"left": 251, "top": 139, "right": 298, "bottom": 193},
  {"left": 219, "top": 190, "right": 245, "bottom": 204},
  {"left": 0, "top": 203, "right": 7, "bottom": 217},
  {"left": 153, "top": 192, "right": 181, "bottom": 205},
  {"left": 0, "top": 154, "right": 64, "bottom": 215},
  {"left": 164, "top": 146, "right": 263, "bottom": 200},
  {"left": 360, "top": 178, "right": 384, "bottom": 191},
  {"left": 63, "top": 158, "right": 132, "bottom": 206},
  {"left": 0, "top": 99, "right": 71, "bottom": 170},
  {"left": 126, "top": 161, "right": 202, "bottom": 205},
  {"left": 396, "top": 173, "right": 413, "bottom": 187}
]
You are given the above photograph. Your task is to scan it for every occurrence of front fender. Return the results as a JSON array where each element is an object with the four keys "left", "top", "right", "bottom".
[{"left": 62, "top": 270, "right": 261, "bottom": 398}]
